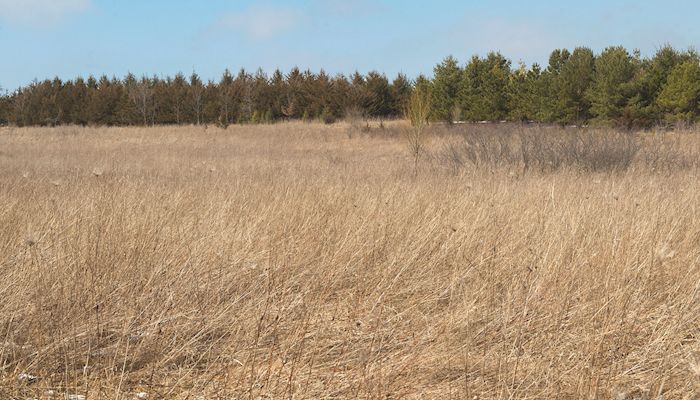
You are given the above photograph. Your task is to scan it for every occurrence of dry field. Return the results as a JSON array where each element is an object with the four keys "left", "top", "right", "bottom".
[{"left": 1, "top": 122, "right": 700, "bottom": 399}]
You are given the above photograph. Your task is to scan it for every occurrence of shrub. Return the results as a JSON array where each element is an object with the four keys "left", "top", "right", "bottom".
[{"left": 434, "top": 124, "right": 641, "bottom": 173}]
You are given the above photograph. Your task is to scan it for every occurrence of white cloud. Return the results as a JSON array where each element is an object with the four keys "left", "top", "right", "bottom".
[
  {"left": 314, "top": 0, "right": 385, "bottom": 17},
  {"left": 216, "top": 6, "right": 304, "bottom": 40},
  {"left": 459, "top": 20, "right": 561, "bottom": 59},
  {"left": 0, "top": 0, "right": 91, "bottom": 26},
  {"left": 436, "top": 14, "right": 576, "bottom": 67}
]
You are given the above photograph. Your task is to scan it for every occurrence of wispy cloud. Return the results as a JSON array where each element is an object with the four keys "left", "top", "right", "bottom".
[
  {"left": 314, "top": 0, "right": 386, "bottom": 17},
  {"left": 433, "top": 12, "right": 577, "bottom": 67},
  {"left": 0, "top": 0, "right": 91, "bottom": 26},
  {"left": 454, "top": 19, "right": 563, "bottom": 59},
  {"left": 215, "top": 6, "right": 305, "bottom": 40}
]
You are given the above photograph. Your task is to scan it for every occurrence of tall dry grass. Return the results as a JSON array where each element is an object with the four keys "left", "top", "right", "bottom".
[{"left": 1, "top": 122, "right": 700, "bottom": 399}]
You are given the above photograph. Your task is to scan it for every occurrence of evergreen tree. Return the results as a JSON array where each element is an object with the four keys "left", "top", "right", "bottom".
[
  {"left": 202, "top": 80, "right": 220, "bottom": 123},
  {"left": 189, "top": 73, "right": 205, "bottom": 125},
  {"left": 269, "top": 69, "right": 287, "bottom": 120},
  {"left": 432, "top": 56, "right": 462, "bottom": 121},
  {"left": 329, "top": 74, "right": 351, "bottom": 118},
  {"left": 538, "top": 49, "right": 570, "bottom": 122},
  {"left": 547, "top": 49, "right": 571, "bottom": 74},
  {"left": 0, "top": 85, "right": 8, "bottom": 125},
  {"left": 69, "top": 77, "right": 90, "bottom": 125},
  {"left": 282, "top": 67, "right": 305, "bottom": 119},
  {"left": 348, "top": 71, "right": 370, "bottom": 117},
  {"left": 557, "top": 47, "right": 595, "bottom": 124},
  {"left": 119, "top": 73, "right": 139, "bottom": 124},
  {"left": 218, "top": 69, "right": 236, "bottom": 125},
  {"left": 364, "top": 71, "right": 392, "bottom": 118},
  {"left": 632, "top": 46, "right": 699, "bottom": 125},
  {"left": 306, "top": 69, "right": 330, "bottom": 118},
  {"left": 657, "top": 60, "right": 700, "bottom": 123},
  {"left": 234, "top": 68, "right": 253, "bottom": 123},
  {"left": 251, "top": 68, "right": 272, "bottom": 123},
  {"left": 586, "top": 46, "right": 639, "bottom": 127},
  {"left": 412, "top": 74, "right": 432, "bottom": 118},
  {"left": 508, "top": 62, "right": 542, "bottom": 121},
  {"left": 89, "top": 75, "right": 123, "bottom": 125},
  {"left": 170, "top": 73, "right": 189, "bottom": 124},
  {"left": 152, "top": 76, "right": 173, "bottom": 124},
  {"left": 459, "top": 52, "right": 511, "bottom": 121},
  {"left": 0, "top": 98, "right": 8, "bottom": 125},
  {"left": 390, "top": 73, "right": 412, "bottom": 117}
]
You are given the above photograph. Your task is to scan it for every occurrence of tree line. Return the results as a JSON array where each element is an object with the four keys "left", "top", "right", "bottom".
[
  {"left": 0, "top": 68, "right": 411, "bottom": 127},
  {"left": 1, "top": 45, "right": 699, "bottom": 129},
  {"left": 431, "top": 45, "right": 700, "bottom": 128}
]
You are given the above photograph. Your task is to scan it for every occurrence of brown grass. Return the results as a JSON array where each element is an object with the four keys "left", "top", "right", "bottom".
[{"left": 1, "top": 122, "right": 700, "bottom": 399}]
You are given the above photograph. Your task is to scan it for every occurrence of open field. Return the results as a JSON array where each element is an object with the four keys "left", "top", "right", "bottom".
[{"left": 2, "top": 122, "right": 700, "bottom": 399}]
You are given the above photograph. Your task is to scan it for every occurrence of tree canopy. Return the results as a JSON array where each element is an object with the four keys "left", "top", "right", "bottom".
[{"left": 2, "top": 45, "right": 699, "bottom": 128}]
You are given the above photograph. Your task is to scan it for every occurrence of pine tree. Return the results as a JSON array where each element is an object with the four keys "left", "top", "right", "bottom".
[
  {"left": 119, "top": 73, "right": 139, "bottom": 124},
  {"left": 308, "top": 69, "right": 331, "bottom": 118},
  {"left": 432, "top": 56, "right": 462, "bottom": 122},
  {"left": 282, "top": 67, "right": 305, "bottom": 119},
  {"left": 508, "top": 62, "right": 541, "bottom": 122},
  {"left": 657, "top": 60, "right": 700, "bottom": 123},
  {"left": 347, "top": 71, "right": 369, "bottom": 117},
  {"left": 89, "top": 75, "right": 123, "bottom": 125},
  {"left": 218, "top": 69, "right": 235, "bottom": 125},
  {"left": 188, "top": 73, "right": 205, "bottom": 125},
  {"left": 0, "top": 85, "right": 9, "bottom": 125},
  {"left": 235, "top": 68, "right": 253, "bottom": 123},
  {"left": 364, "top": 71, "right": 392, "bottom": 118},
  {"left": 557, "top": 47, "right": 595, "bottom": 124},
  {"left": 632, "top": 46, "right": 699, "bottom": 124},
  {"left": 458, "top": 52, "right": 511, "bottom": 121},
  {"left": 71, "top": 77, "right": 90, "bottom": 125},
  {"left": 0, "top": 98, "right": 8, "bottom": 125},
  {"left": 329, "top": 74, "right": 351, "bottom": 118},
  {"left": 458, "top": 55, "right": 484, "bottom": 121},
  {"left": 390, "top": 73, "right": 412, "bottom": 117},
  {"left": 586, "top": 46, "right": 638, "bottom": 127},
  {"left": 171, "top": 73, "right": 189, "bottom": 124},
  {"left": 412, "top": 74, "right": 432, "bottom": 119},
  {"left": 251, "top": 68, "right": 272, "bottom": 121},
  {"left": 269, "top": 69, "right": 287, "bottom": 120},
  {"left": 202, "top": 81, "right": 220, "bottom": 123},
  {"left": 482, "top": 52, "right": 511, "bottom": 121}
]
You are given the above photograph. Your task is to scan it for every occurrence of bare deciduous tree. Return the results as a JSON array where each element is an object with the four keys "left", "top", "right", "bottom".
[
  {"left": 405, "top": 85, "right": 432, "bottom": 176},
  {"left": 127, "top": 77, "right": 153, "bottom": 125}
]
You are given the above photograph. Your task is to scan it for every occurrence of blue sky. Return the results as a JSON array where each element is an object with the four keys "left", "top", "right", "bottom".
[{"left": 0, "top": 0, "right": 698, "bottom": 90}]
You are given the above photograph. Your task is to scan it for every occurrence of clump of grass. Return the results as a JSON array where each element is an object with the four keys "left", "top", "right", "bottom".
[{"left": 344, "top": 106, "right": 367, "bottom": 138}]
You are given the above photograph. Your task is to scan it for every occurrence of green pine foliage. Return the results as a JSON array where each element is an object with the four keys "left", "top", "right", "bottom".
[
  {"left": 585, "top": 47, "right": 639, "bottom": 127},
  {"left": 508, "top": 62, "right": 541, "bottom": 122},
  {"left": 0, "top": 94, "right": 9, "bottom": 125},
  {"left": 657, "top": 60, "right": 700, "bottom": 123},
  {"left": 557, "top": 47, "right": 595, "bottom": 124},
  {"left": 3, "top": 45, "right": 700, "bottom": 128},
  {"left": 364, "top": 71, "right": 393, "bottom": 118},
  {"left": 458, "top": 52, "right": 511, "bottom": 121},
  {"left": 432, "top": 56, "right": 462, "bottom": 122},
  {"left": 391, "top": 73, "right": 413, "bottom": 117}
]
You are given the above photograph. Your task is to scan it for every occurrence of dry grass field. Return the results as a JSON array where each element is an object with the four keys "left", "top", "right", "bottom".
[{"left": 2, "top": 122, "right": 700, "bottom": 399}]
